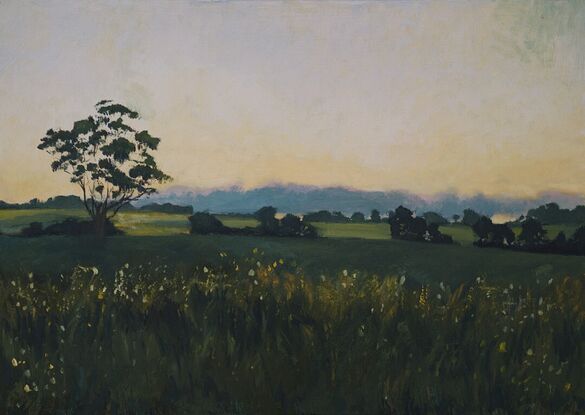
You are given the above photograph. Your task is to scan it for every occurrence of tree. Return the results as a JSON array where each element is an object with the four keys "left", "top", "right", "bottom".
[
  {"left": 452, "top": 214, "right": 460, "bottom": 223},
  {"left": 38, "top": 100, "right": 171, "bottom": 236},
  {"left": 423, "top": 211, "right": 448, "bottom": 226},
  {"left": 462, "top": 209, "right": 481, "bottom": 227},
  {"left": 472, "top": 216, "right": 515, "bottom": 247},
  {"left": 351, "top": 212, "right": 365, "bottom": 222},
  {"left": 254, "top": 206, "right": 279, "bottom": 234},
  {"left": 518, "top": 217, "right": 547, "bottom": 246},
  {"left": 280, "top": 213, "right": 302, "bottom": 236},
  {"left": 370, "top": 209, "right": 381, "bottom": 223}
]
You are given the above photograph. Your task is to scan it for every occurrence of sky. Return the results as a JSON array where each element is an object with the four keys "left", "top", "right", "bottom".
[{"left": 1, "top": 0, "right": 584, "bottom": 202}]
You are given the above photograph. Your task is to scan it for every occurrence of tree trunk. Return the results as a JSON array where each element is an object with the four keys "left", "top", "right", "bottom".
[{"left": 93, "top": 210, "right": 107, "bottom": 237}]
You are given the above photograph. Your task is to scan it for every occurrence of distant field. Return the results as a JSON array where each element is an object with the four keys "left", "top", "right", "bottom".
[{"left": 0, "top": 209, "right": 581, "bottom": 243}]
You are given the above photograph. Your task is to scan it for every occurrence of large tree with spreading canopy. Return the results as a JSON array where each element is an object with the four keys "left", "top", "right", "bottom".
[{"left": 38, "top": 100, "right": 171, "bottom": 236}]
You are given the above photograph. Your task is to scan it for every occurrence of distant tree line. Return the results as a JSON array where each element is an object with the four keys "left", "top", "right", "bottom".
[
  {"left": 388, "top": 206, "right": 453, "bottom": 244},
  {"left": 303, "top": 209, "right": 382, "bottom": 223},
  {"left": 189, "top": 207, "right": 318, "bottom": 238},
  {"left": 0, "top": 195, "right": 192, "bottom": 214},
  {"left": 525, "top": 202, "right": 585, "bottom": 224},
  {"left": 470, "top": 215, "right": 585, "bottom": 256}
]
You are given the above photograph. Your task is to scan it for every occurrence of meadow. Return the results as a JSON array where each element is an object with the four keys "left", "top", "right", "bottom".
[
  {"left": 2, "top": 209, "right": 585, "bottom": 413},
  {"left": 1, "top": 260, "right": 585, "bottom": 414},
  {"left": 0, "top": 210, "right": 585, "bottom": 287}
]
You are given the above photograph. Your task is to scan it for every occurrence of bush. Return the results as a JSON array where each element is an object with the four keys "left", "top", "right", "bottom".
[
  {"left": 188, "top": 212, "right": 230, "bottom": 235},
  {"left": 19, "top": 222, "right": 44, "bottom": 237},
  {"left": 19, "top": 218, "right": 121, "bottom": 237},
  {"left": 389, "top": 206, "right": 453, "bottom": 244}
]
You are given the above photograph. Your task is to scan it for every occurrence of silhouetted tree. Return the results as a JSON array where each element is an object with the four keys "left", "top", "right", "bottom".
[
  {"left": 389, "top": 206, "right": 452, "bottom": 244},
  {"left": 280, "top": 213, "right": 302, "bottom": 236},
  {"left": 189, "top": 212, "right": 228, "bottom": 235},
  {"left": 38, "top": 100, "right": 171, "bottom": 236},
  {"left": 370, "top": 209, "right": 381, "bottom": 223},
  {"left": 472, "top": 216, "right": 515, "bottom": 247},
  {"left": 351, "top": 212, "right": 365, "bottom": 222},
  {"left": 518, "top": 217, "right": 547, "bottom": 246},
  {"left": 452, "top": 214, "right": 460, "bottom": 223},
  {"left": 423, "top": 211, "right": 449, "bottom": 226},
  {"left": 570, "top": 226, "right": 585, "bottom": 254},
  {"left": 254, "top": 206, "right": 279, "bottom": 235},
  {"left": 462, "top": 209, "right": 481, "bottom": 227}
]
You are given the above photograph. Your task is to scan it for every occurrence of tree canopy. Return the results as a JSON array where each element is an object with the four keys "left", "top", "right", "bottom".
[{"left": 38, "top": 100, "right": 171, "bottom": 235}]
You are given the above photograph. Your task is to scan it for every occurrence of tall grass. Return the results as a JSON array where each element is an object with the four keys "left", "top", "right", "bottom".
[{"left": 1, "top": 252, "right": 584, "bottom": 414}]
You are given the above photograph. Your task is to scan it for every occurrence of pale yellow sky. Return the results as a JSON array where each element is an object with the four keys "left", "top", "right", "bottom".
[{"left": 1, "top": 0, "right": 584, "bottom": 202}]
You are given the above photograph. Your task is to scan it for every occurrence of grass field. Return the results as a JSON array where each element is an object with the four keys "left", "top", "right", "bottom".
[
  {"left": 2, "top": 261, "right": 585, "bottom": 414},
  {"left": 2, "top": 209, "right": 585, "bottom": 413},
  {"left": 1, "top": 209, "right": 584, "bottom": 287}
]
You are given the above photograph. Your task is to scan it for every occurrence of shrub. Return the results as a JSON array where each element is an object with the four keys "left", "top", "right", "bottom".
[{"left": 188, "top": 212, "right": 229, "bottom": 235}]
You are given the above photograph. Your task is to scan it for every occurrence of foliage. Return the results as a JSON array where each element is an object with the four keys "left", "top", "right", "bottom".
[
  {"left": 19, "top": 219, "right": 121, "bottom": 237},
  {"left": 472, "top": 216, "right": 516, "bottom": 247},
  {"left": 462, "top": 208, "right": 481, "bottom": 227},
  {"left": 0, "top": 196, "right": 85, "bottom": 211},
  {"left": 527, "top": 203, "right": 585, "bottom": 225},
  {"left": 140, "top": 202, "right": 193, "bottom": 215},
  {"left": 350, "top": 212, "right": 365, "bottom": 222},
  {"left": 518, "top": 217, "right": 548, "bottom": 246},
  {"left": 370, "top": 209, "right": 381, "bottom": 223},
  {"left": 1, "top": 262, "right": 584, "bottom": 414},
  {"left": 423, "top": 211, "right": 449, "bottom": 226},
  {"left": 37, "top": 100, "right": 171, "bottom": 235},
  {"left": 254, "top": 206, "right": 279, "bottom": 234},
  {"left": 303, "top": 210, "right": 351, "bottom": 223},
  {"left": 188, "top": 212, "right": 230, "bottom": 235},
  {"left": 389, "top": 206, "right": 453, "bottom": 244}
]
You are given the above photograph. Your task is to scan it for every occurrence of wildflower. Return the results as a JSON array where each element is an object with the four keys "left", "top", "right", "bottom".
[
  {"left": 439, "top": 282, "right": 445, "bottom": 291},
  {"left": 50, "top": 377, "right": 56, "bottom": 385},
  {"left": 203, "top": 266, "right": 209, "bottom": 273},
  {"left": 548, "top": 278, "right": 553, "bottom": 285},
  {"left": 59, "top": 325, "right": 65, "bottom": 332},
  {"left": 90, "top": 284, "right": 94, "bottom": 292},
  {"left": 526, "top": 348, "right": 534, "bottom": 356},
  {"left": 320, "top": 275, "right": 326, "bottom": 282},
  {"left": 10, "top": 280, "right": 15, "bottom": 286},
  {"left": 23, "top": 384, "right": 31, "bottom": 393},
  {"left": 248, "top": 269, "right": 255, "bottom": 277},
  {"left": 342, "top": 269, "right": 348, "bottom": 277},
  {"left": 91, "top": 267, "right": 98, "bottom": 276},
  {"left": 272, "top": 261, "right": 277, "bottom": 268},
  {"left": 29, "top": 283, "right": 34, "bottom": 289},
  {"left": 254, "top": 280, "right": 258, "bottom": 286},
  {"left": 24, "top": 369, "right": 30, "bottom": 378},
  {"left": 436, "top": 294, "right": 442, "bottom": 300},
  {"left": 399, "top": 276, "right": 406, "bottom": 286},
  {"left": 11, "top": 358, "right": 18, "bottom": 367},
  {"left": 564, "top": 383, "right": 572, "bottom": 392},
  {"left": 279, "top": 259, "right": 284, "bottom": 264}
]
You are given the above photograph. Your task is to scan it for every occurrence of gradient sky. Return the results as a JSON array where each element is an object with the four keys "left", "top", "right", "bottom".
[{"left": 1, "top": 0, "right": 584, "bottom": 202}]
